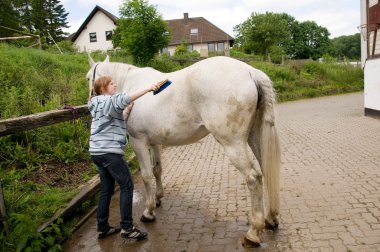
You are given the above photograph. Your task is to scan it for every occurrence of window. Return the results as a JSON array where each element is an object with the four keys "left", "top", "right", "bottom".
[
  {"left": 105, "top": 31, "right": 112, "bottom": 41},
  {"left": 217, "top": 42, "right": 224, "bottom": 51},
  {"left": 161, "top": 47, "right": 168, "bottom": 54},
  {"left": 187, "top": 44, "right": 193, "bottom": 52},
  {"left": 190, "top": 28, "right": 198, "bottom": 35},
  {"left": 89, "top": 32, "right": 97, "bottom": 42},
  {"left": 208, "top": 43, "right": 215, "bottom": 52}
]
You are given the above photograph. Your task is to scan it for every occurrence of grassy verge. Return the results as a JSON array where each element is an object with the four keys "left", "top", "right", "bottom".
[{"left": 250, "top": 60, "right": 364, "bottom": 102}]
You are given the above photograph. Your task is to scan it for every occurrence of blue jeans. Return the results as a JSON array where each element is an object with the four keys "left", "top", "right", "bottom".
[{"left": 91, "top": 153, "right": 134, "bottom": 232}]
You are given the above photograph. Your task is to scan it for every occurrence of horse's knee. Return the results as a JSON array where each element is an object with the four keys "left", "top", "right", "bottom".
[
  {"left": 246, "top": 169, "right": 262, "bottom": 188},
  {"left": 141, "top": 171, "right": 155, "bottom": 184}
]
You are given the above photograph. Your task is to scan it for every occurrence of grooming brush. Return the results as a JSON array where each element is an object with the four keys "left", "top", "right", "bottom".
[{"left": 153, "top": 79, "right": 172, "bottom": 95}]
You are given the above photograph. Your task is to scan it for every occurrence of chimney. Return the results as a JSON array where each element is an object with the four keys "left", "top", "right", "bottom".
[{"left": 184, "top": 13, "right": 189, "bottom": 24}]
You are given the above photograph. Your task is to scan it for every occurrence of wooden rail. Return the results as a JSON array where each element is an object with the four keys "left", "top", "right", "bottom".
[{"left": 0, "top": 105, "right": 89, "bottom": 137}]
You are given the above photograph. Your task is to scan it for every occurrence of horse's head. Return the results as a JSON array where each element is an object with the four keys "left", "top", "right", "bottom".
[{"left": 86, "top": 54, "right": 110, "bottom": 97}]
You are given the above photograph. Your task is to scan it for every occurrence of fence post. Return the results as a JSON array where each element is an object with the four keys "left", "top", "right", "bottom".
[{"left": 0, "top": 181, "right": 9, "bottom": 236}]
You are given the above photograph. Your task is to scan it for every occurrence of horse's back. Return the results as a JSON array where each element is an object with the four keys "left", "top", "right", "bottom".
[{"left": 180, "top": 57, "right": 260, "bottom": 139}]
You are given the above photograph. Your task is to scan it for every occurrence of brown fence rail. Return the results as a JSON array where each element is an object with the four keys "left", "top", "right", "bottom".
[{"left": 0, "top": 105, "right": 89, "bottom": 137}]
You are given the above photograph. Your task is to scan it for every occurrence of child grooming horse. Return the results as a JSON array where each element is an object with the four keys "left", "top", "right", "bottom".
[{"left": 88, "top": 76, "right": 162, "bottom": 240}]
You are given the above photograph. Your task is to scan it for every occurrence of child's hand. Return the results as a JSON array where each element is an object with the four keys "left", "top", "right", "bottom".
[
  {"left": 150, "top": 79, "right": 167, "bottom": 92},
  {"left": 123, "top": 102, "right": 134, "bottom": 120}
]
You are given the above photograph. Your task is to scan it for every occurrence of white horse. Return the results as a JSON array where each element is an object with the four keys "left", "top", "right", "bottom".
[{"left": 86, "top": 55, "right": 281, "bottom": 247}]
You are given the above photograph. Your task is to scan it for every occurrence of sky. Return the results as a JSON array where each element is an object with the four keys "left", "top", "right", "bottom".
[{"left": 61, "top": 0, "right": 361, "bottom": 39}]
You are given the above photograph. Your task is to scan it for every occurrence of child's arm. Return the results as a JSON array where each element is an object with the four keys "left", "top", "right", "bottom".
[
  {"left": 127, "top": 80, "right": 166, "bottom": 102},
  {"left": 123, "top": 102, "right": 134, "bottom": 120},
  {"left": 107, "top": 80, "right": 166, "bottom": 118}
]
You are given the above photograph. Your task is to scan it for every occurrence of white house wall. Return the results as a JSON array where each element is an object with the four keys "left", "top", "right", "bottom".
[
  {"left": 364, "top": 58, "right": 380, "bottom": 111},
  {"left": 361, "top": 0, "right": 380, "bottom": 116},
  {"left": 74, "top": 11, "right": 116, "bottom": 52}
]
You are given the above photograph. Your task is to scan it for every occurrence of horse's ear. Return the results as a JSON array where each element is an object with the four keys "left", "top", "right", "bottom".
[
  {"left": 104, "top": 55, "right": 110, "bottom": 63},
  {"left": 87, "top": 52, "right": 95, "bottom": 67}
]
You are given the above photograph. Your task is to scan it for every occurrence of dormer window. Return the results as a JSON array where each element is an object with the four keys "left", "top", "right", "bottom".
[{"left": 190, "top": 28, "right": 198, "bottom": 35}]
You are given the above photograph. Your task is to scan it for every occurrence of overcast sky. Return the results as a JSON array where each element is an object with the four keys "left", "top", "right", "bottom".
[{"left": 61, "top": 0, "right": 360, "bottom": 39}]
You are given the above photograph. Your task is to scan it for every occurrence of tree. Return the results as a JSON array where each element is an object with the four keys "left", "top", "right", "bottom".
[
  {"left": 45, "top": 0, "right": 69, "bottom": 42},
  {"left": 234, "top": 12, "right": 333, "bottom": 60},
  {"left": 289, "top": 21, "right": 331, "bottom": 59},
  {"left": 0, "top": 0, "right": 20, "bottom": 37},
  {"left": 14, "top": 0, "right": 68, "bottom": 42},
  {"left": 31, "top": 0, "right": 69, "bottom": 42},
  {"left": 233, "top": 12, "right": 291, "bottom": 56},
  {"left": 278, "top": 13, "right": 300, "bottom": 58},
  {"left": 30, "top": 0, "right": 48, "bottom": 34},
  {"left": 14, "top": 0, "right": 34, "bottom": 33},
  {"left": 331, "top": 33, "right": 361, "bottom": 60},
  {"left": 113, "top": 0, "right": 171, "bottom": 65}
]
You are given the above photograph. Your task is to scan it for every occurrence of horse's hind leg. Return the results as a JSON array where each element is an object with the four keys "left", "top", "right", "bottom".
[
  {"left": 129, "top": 136, "right": 156, "bottom": 222},
  {"left": 220, "top": 140, "right": 264, "bottom": 246},
  {"left": 151, "top": 145, "right": 163, "bottom": 206}
]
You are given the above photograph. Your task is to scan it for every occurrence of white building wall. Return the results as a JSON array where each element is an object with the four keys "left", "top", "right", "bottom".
[
  {"left": 364, "top": 59, "right": 380, "bottom": 111},
  {"left": 360, "top": 0, "right": 380, "bottom": 114},
  {"left": 74, "top": 11, "right": 116, "bottom": 52}
]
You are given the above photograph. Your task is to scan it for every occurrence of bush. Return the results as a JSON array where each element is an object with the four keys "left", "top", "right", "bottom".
[{"left": 148, "top": 56, "right": 183, "bottom": 72}]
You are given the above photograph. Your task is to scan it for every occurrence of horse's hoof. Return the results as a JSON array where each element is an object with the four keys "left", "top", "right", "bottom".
[
  {"left": 241, "top": 237, "right": 260, "bottom": 248},
  {"left": 140, "top": 215, "right": 156, "bottom": 223},
  {"left": 156, "top": 199, "right": 161, "bottom": 207},
  {"left": 265, "top": 219, "right": 279, "bottom": 230}
]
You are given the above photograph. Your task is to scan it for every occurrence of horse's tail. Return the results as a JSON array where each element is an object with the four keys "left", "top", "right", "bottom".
[{"left": 250, "top": 70, "right": 281, "bottom": 218}]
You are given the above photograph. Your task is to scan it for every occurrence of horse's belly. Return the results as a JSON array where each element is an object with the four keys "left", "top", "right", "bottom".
[{"left": 147, "top": 125, "right": 209, "bottom": 146}]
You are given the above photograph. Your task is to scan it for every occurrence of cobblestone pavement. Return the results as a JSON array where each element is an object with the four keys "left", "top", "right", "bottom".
[{"left": 63, "top": 92, "right": 380, "bottom": 252}]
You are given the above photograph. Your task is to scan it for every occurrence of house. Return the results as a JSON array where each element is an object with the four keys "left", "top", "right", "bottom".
[
  {"left": 71, "top": 5, "right": 117, "bottom": 52},
  {"left": 70, "top": 6, "right": 234, "bottom": 56},
  {"left": 360, "top": 0, "right": 380, "bottom": 118},
  {"left": 164, "top": 13, "right": 234, "bottom": 56}
]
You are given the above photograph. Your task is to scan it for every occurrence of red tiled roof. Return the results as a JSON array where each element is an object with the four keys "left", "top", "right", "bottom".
[{"left": 166, "top": 14, "right": 234, "bottom": 46}]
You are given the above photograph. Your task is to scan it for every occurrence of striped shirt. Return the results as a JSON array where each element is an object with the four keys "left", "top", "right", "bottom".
[{"left": 88, "top": 93, "right": 131, "bottom": 155}]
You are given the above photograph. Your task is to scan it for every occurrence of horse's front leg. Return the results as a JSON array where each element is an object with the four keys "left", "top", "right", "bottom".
[
  {"left": 151, "top": 145, "right": 164, "bottom": 207},
  {"left": 129, "top": 136, "right": 156, "bottom": 222}
]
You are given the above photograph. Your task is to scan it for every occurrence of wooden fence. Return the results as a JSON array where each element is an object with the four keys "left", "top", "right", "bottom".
[
  {"left": 0, "top": 105, "right": 97, "bottom": 236},
  {"left": 0, "top": 105, "right": 88, "bottom": 137}
]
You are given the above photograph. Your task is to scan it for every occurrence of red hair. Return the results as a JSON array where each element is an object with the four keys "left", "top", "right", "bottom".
[{"left": 93, "top": 76, "right": 112, "bottom": 96}]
